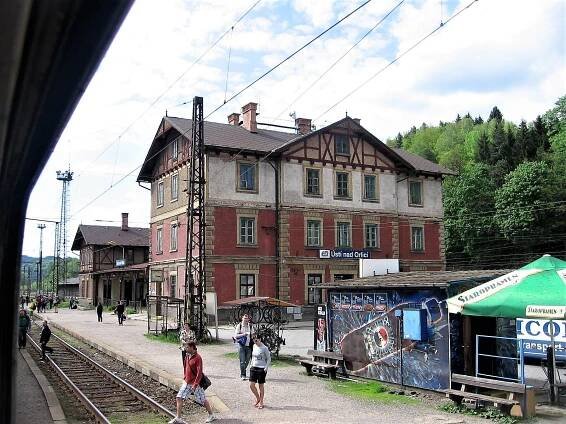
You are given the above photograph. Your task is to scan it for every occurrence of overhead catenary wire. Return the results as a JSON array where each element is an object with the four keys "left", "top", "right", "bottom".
[
  {"left": 74, "top": 0, "right": 264, "bottom": 179},
  {"left": 275, "top": 0, "right": 405, "bottom": 119},
  {"left": 315, "top": 0, "right": 480, "bottom": 121}
]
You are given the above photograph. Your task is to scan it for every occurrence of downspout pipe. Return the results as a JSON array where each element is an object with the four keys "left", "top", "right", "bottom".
[{"left": 268, "top": 160, "right": 280, "bottom": 299}]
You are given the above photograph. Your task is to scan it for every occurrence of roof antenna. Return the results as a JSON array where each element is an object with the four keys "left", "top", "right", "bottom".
[
  {"left": 345, "top": 110, "right": 348, "bottom": 117},
  {"left": 165, "top": 109, "right": 168, "bottom": 117}
]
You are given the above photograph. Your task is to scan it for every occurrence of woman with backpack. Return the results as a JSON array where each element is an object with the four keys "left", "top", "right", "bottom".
[{"left": 233, "top": 314, "right": 252, "bottom": 380}]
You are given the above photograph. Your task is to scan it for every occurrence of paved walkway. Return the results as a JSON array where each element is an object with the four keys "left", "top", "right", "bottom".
[{"left": 38, "top": 309, "right": 489, "bottom": 423}]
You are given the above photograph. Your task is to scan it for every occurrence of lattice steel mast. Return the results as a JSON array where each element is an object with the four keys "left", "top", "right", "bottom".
[
  {"left": 184, "top": 96, "right": 207, "bottom": 340},
  {"left": 56, "top": 169, "right": 73, "bottom": 297}
]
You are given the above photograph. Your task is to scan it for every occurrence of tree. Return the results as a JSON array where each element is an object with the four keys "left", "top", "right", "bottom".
[
  {"left": 443, "top": 163, "right": 497, "bottom": 259},
  {"left": 474, "top": 116, "right": 484, "bottom": 125},
  {"left": 476, "top": 132, "right": 491, "bottom": 163},
  {"left": 488, "top": 106, "right": 503, "bottom": 122},
  {"left": 494, "top": 161, "right": 550, "bottom": 239}
]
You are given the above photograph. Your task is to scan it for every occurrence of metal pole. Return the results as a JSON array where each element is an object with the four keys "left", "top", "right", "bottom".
[
  {"left": 38, "top": 223, "right": 46, "bottom": 293},
  {"left": 475, "top": 334, "right": 479, "bottom": 378},
  {"left": 550, "top": 319, "right": 557, "bottom": 403}
]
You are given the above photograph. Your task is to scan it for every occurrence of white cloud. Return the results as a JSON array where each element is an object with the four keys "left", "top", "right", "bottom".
[{"left": 23, "top": 0, "right": 564, "bottom": 255}]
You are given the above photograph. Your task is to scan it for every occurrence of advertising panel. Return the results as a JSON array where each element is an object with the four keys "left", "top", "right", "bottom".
[{"left": 516, "top": 319, "right": 566, "bottom": 359}]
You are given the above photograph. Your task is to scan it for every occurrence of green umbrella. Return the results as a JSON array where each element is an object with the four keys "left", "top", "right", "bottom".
[{"left": 447, "top": 255, "right": 566, "bottom": 319}]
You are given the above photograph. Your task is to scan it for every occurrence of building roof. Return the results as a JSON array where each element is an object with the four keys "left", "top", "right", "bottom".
[
  {"left": 90, "top": 262, "right": 149, "bottom": 275},
  {"left": 59, "top": 277, "right": 79, "bottom": 286},
  {"left": 392, "top": 148, "right": 457, "bottom": 176},
  {"left": 319, "top": 269, "right": 511, "bottom": 289},
  {"left": 71, "top": 224, "right": 149, "bottom": 251}
]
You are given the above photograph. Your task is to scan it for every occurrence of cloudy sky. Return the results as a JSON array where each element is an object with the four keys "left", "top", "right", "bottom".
[{"left": 22, "top": 0, "right": 564, "bottom": 257}]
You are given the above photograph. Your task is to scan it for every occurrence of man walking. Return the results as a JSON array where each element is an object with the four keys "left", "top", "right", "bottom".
[
  {"left": 39, "top": 320, "right": 54, "bottom": 360},
  {"left": 116, "top": 301, "right": 125, "bottom": 325},
  {"left": 18, "top": 309, "right": 30, "bottom": 349},
  {"left": 169, "top": 341, "right": 216, "bottom": 424},
  {"left": 96, "top": 302, "right": 103, "bottom": 322}
]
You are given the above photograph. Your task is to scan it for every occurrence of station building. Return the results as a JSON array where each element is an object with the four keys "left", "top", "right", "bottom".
[
  {"left": 72, "top": 213, "right": 150, "bottom": 307},
  {"left": 137, "top": 102, "right": 454, "bottom": 313}
]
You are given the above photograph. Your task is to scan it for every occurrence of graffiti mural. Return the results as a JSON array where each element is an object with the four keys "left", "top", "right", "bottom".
[{"left": 330, "top": 288, "right": 450, "bottom": 390}]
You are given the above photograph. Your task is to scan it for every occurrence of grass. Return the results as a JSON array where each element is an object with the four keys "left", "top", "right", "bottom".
[
  {"left": 109, "top": 412, "right": 167, "bottom": 424},
  {"left": 144, "top": 331, "right": 179, "bottom": 345},
  {"left": 223, "top": 352, "right": 299, "bottom": 367},
  {"left": 328, "top": 379, "right": 418, "bottom": 405},
  {"left": 439, "top": 402, "right": 520, "bottom": 424}
]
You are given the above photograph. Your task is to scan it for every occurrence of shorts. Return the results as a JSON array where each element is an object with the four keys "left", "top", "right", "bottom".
[
  {"left": 176, "top": 382, "right": 206, "bottom": 405},
  {"left": 249, "top": 366, "right": 267, "bottom": 384}
]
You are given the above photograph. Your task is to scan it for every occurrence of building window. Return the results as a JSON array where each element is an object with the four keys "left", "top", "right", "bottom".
[
  {"left": 171, "top": 173, "right": 178, "bottom": 201},
  {"left": 335, "top": 134, "right": 349, "bottom": 155},
  {"left": 363, "top": 174, "right": 379, "bottom": 201},
  {"left": 336, "top": 221, "right": 351, "bottom": 247},
  {"left": 157, "top": 181, "right": 164, "bottom": 207},
  {"left": 237, "top": 162, "right": 257, "bottom": 192},
  {"left": 170, "top": 223, "right": 178, "bottom": 251},
  {"left": 305, "top": 168, "right": 321, "bottom": 196},
  {"left": 170, "top": 275, "right": 177, "bottom": 298},
  {"left": 306, "top": 220, "right": 322, "bottom": 247},
  {"left": 411, "top": 225, "right": 424, "bottom": 252},
  {"left": 307, "top": 274, "right": 322, "bottom": 305},
  {"left": 172, "top": 138, "right": 179, "bottom": 160},
  {"left": 409, "top": 180, "right": 423, "bottom": 206},
  {"left": 156, "top": 227, "right": 163, "bottom": 254},
  {"left": 239, "top": 274, "right": 255, "bottom": 298},
  {"left": 335, "top": 171, "right": 350, "bottom": 198},
  {"left": 365, "top": 223, "right": 379, "bottom": 248},
  {"left": 239, "top": 217, "right": 256, "bottom": 245}
]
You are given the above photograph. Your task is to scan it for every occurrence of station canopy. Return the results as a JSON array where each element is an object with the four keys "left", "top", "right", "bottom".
[{"left": 446, "top": 255, "right": 566, "bottom": 319}]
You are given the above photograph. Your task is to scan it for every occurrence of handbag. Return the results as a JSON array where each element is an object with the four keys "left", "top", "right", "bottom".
[
  {"left": 237, "top": 337, "right": 247, "bottom": 347},
  {"left": 199, "top": 374, "right": 211, "bottom": 390}
]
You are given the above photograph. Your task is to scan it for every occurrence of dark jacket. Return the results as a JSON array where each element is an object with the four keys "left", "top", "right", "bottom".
[
  {"left": 40, "top": 325, "right": 51, "bottom": 344},
  {"left": 18, "top": 315, "right": 30, "bottom": 330},
  {"left": 116, "top": 304, "right": 125, "bottom": 314},
  {"left": 96, "top": 304, "right": 103, "bottom": 314}
]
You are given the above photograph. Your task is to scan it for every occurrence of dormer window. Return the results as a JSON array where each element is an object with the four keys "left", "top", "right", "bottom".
[{"left": 335, "top": 134, "right": 349, "bottom": 155}]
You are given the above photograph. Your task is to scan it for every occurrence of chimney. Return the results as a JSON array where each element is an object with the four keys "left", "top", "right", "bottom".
[
  {"left": 295, "top": 117, "right": 312, "bottom": 135},
  {"left": 121, "top": 213, "right": 129, "bottom": 231},
  {"left": 353, "top": 118, "right": 361, "bottom": 125},
  {"left": 241, "top": 102, "right": 258, "bottom": 133},
  {"left": 228, "top": 112, "right": 240, "bottom": 126}
]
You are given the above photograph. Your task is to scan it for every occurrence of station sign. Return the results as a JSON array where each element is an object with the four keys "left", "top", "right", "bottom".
[
  {"left": 115, "top": 259, "right": 125, "bottom": 267},
  {"left": 319, "top": 249, "right": 370, "bottom": 259}
]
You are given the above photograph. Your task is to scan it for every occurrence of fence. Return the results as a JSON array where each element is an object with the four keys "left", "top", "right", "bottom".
[{"left": 476, "top": 334, "right": 525, "bottom": 383}]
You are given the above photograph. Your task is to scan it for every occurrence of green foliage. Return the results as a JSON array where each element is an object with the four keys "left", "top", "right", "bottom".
[
  {"left": 144, "top": 331, "right": 179, "bottom": 345},
  {"left": 391, "top": 96, "right": 564, "bottom": 268},
  {"left": 439, "top": 402, "right": 519, "bottom": 424},
  {"left": 494, "top": 161, "right": 550, "bottom": 239}
]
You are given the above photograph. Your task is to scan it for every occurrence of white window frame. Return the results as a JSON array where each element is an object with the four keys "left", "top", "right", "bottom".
[
  {"left": 304, "top": 167, "right": 322, "bottom": 197},
  {"left": 306, "top": 219, "right": 322, "bottom": 247},
  {"left": 364, "top": 223, "right": 379, "bottom": 249},
  {"left": 170, "top": 274, "right": 177, "bottom": 298},
  {"left": 238, "top": 216, "right": 256, "bottom": 245},
  {"left": 156, "top": 227, "right": 163, "bottom": 254},
  {"left": 170, "top": 222, "right": 178, "bottom": 252},
  {"left": 336, "top": 221, "right": 351, "bottom": 248},
  {"left": 172, "top": 138, "right": 179, "bottom": 160},
  {"left": 363, "top": 174, "right": 379, "bottom": 202},
  {"left": 409, "top": 179, "right": 424, "bottom": 207},
  {"left": 335, "top": 134, "right": 349, "bottom": 155},
  {"left": 171, "top": 173, "right": 178, "bottom": 202},
  {"left": 334, "top": 171, "right": 351, "bottom": 199},
  {"left": 157, "top": 181, "right": 164, "bottom": 207},
  {"left": 236, "top": 161, "right": 258, "bottom": 193},
  {"left": 307, "top": 274, "right": 323, "bottom": 305},
  {"left": 411, "top": 225, "right": 425, "bottom": 252}
]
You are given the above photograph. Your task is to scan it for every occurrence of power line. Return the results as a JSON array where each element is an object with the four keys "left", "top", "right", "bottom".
[
  {"left": 314, "top": 0, "right": 480, "bottom": 121},
  {"left": 75, "top": 0, "right": 264, "bottom": 179},
  {"left": 275, "top": 0, "right": 405, "bottom": 119}
]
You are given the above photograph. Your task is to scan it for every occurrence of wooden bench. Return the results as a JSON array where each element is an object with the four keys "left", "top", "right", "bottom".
[
  {"left": 445, "top": 373, "right": 535, "bottom": 417},
  {"left": 298, "top": 350, "right": 344, "bottom": 379}
]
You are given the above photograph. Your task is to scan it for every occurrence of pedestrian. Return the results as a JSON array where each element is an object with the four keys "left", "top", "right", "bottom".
[
  {"left": 20, "top": 296, "right": 25, "bottom": 309},
  {"left": 18, "top": 309, "right": 31, "bottom": 349},
  {"left": 96, "top": 302, "right": 103, "bottom": 322},
  {"left": 169, "top": 341, "right": 216, "bottom": 424},
  {"left": 116, "top": 301, "right": 125, "bottom": 325},
  {"left": 233, "top": 313, "right": 252, "bottom": 380},
  {"left": 249, "top": 333, "right": 271, "bottom": 409},
  {"left": 179, "top": 323, "right": 195, "bottom": 371},
  {"left": 54, "top": 295, "right": 59, "bottom": 313},
  {"left": 39, "top": 320, "right": 54, "bottom": 360},
  {"left": 49, "top": 295, "right": 53, "bottom": 310},
  {"left": 25, "top": 294, "right": 29, "bottom": 305}
]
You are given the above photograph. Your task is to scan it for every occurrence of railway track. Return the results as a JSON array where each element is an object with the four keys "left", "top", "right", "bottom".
[{"left": 27, "top": 323, "right": 175, "bottom": 423}]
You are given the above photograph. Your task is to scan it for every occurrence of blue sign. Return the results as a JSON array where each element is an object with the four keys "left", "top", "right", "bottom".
[
  {"left": 403, "top": 309, "right": 428, "bottom": 341},
  {"left": 517, "top": 319, "right": 566, "bottom": 359}
]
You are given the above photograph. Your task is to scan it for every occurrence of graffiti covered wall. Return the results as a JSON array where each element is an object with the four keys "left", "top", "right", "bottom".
[{"left": 329, "top": 288, "right": 449, "bottom": 390}]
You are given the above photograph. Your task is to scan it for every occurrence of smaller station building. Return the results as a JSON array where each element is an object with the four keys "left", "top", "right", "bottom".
[{"left": 72, "top": 213, "right": 150, "bottom": 308}]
